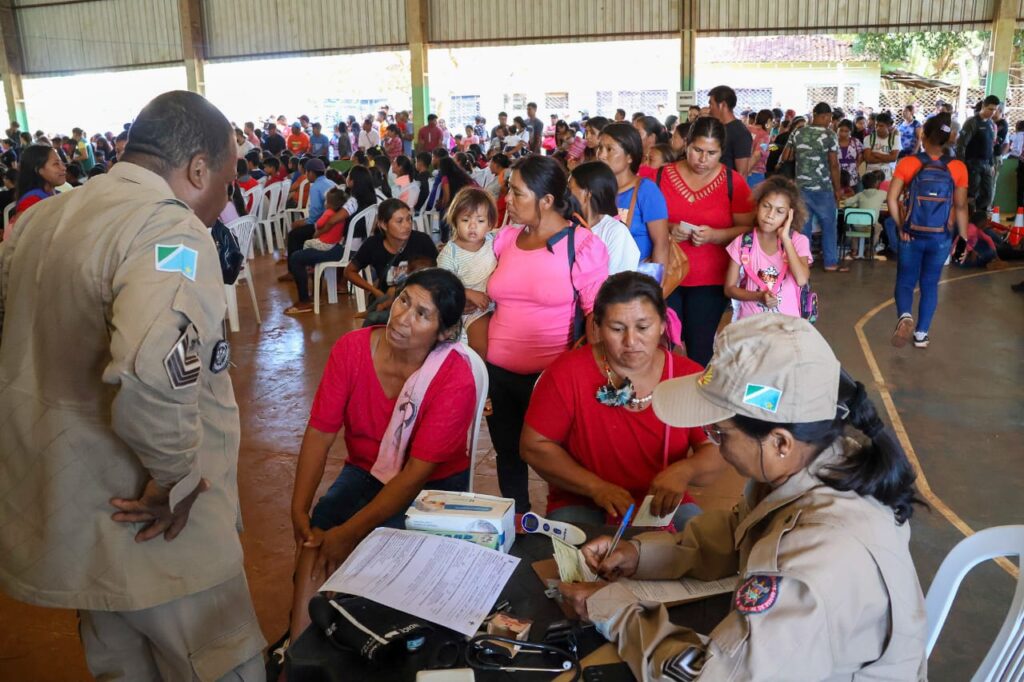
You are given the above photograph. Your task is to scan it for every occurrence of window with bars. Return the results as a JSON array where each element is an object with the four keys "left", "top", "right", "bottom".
[
  {"left": 544, "top": 92, "right": 569, "bottom": 115},
  {"left": 596, "top": 91, "right": 612, "bottom": 116},
  {"left": 806, "top": 86, "right": 839, "bottom": 110},
  {"left": 511, "top": 93, "right": 528, "bottom": 113},
  {"left": 449, "top": 95, "right": 481, "bottom": 132},
  {"left": 842, "top": 86, "right": 859, "bottom": 109},
  {"left": 617, "top": 90, "right": 670, "bottom": 115}
]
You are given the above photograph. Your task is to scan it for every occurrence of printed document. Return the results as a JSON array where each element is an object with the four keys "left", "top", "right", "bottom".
[
  {"left": 320, "top": 528, "right": 520, "bottom": 637},
  {"left": 618, "top": 575, "right": 739, "bottom": 603}
]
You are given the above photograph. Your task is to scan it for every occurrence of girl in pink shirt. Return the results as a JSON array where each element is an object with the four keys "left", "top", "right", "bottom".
[
  {"left": 724, "top": 176, "right": 812, "bottom": 320},
  {"left": 486, "top": 156, "right": 609, "bottom": 513}
]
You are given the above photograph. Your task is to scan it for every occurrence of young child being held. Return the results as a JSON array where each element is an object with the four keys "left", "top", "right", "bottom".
[
  {"left": 646, "top": 143, "right": 676, "bottom": 170},
  {"left": 302, "top": 188, "right": 349, "bottom": 251},
  {"left": 725, "top": 176, "right": 812, "bottom": 320},
  {"left": 437, "top": 187, "right": 498, "bottom": 358}
]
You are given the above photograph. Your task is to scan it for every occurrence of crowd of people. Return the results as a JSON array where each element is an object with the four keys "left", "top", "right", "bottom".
[{"left": 0, "top": 84, "right": 1018, "bottom": 681}]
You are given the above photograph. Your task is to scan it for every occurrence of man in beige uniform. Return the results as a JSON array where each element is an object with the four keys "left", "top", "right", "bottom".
[
  {"left": 561, "top": 315, "right": 928, "bottom": 681},
  {"left": 0, "top": 91, "right": 266, "bottom": 680}
]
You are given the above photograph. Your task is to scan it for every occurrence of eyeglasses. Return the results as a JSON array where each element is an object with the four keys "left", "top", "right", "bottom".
[{"left": 702, "top": 424, "right": 729, "bottom": 445}]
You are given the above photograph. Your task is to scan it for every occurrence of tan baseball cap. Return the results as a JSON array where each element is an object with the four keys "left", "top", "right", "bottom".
[{"left": 653, "top": 314, "right": 841, "bottom": 428}]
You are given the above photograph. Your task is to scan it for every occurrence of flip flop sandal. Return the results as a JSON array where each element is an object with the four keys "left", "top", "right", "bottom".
[{"left": 284, "top": 305, "right": 313, "bottom": 315}]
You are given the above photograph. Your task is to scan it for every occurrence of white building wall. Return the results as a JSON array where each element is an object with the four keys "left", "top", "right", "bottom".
[{"left": 695, "top": 62, "right": 882, "bottom": 111}]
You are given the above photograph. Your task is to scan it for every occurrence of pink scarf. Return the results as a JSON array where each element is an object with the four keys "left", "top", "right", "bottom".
[{"left": 370, "top": 342, "right": 473, "bottom": 483}]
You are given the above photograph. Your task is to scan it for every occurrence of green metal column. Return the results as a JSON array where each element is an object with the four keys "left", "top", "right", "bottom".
[
  {"left": 0, "top": 0, "right": 27, "bottom": 129},
  {"left": 178, "top": 0, "right": 206, "bottom": 96},
  {"left": 987, "top": 0, "right": 1016, "bottom": 100},
  {"left": 679, "top": 0, "right": 696, "bottom": 115},
  {"left": 406, "top": 0, "right": 430, "bottom": 130}
]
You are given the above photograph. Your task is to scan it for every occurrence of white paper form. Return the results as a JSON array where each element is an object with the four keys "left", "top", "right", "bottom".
[
  {"left": 319, "top": 528, "right": 520, "bottom": 637},
  {"left": 618, "top": 575, "right": 740, "bottom": 604}
]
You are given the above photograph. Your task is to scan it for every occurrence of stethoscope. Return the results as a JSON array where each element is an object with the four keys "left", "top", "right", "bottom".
[{"left": 465, "top": 634, "right": 581, "bottom": 680}]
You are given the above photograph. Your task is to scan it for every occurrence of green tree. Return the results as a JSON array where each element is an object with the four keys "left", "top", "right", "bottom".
[{"left": 852, "top": 32, "right": 981, "bottom": 78}]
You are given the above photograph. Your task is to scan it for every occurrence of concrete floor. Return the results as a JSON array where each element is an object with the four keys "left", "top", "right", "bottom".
[{"left": 1, "top": 253, "right": 1021, "bottom": 681}]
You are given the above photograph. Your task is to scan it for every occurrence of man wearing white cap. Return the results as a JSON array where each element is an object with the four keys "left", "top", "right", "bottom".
[{"left": 560, "top": 314, "right": 928, "bottom": 681}]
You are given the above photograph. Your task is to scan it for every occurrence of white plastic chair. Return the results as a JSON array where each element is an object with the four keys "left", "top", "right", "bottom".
[
  {"left": 926, "top": 525, "right": 1024, "bottom": 681},
  {"left": 256, "top": 183, "right": 282, "bottom": 255},
  {"left": 284, "top": 180, "right": 310, "bottom": 226},
  {"left": 241, "top": 185, "right": 264, "bottom": 220},
  {"left": 313, "top": 205, "right": 377, "bottom": 314},
  {"left": 271, "top": 181, "right": 291, "bottom": 252},
  {"left": 223, "top": 216, "right": 261, "bottom": 332},
  {"left": 463, "top": 346, "right": 488, "bottom": 493}
]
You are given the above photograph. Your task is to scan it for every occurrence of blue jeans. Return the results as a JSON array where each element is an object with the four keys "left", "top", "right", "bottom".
[
  {"left": 310, "top": 464, "right": 470, "bottom": 530},
  {"left": 800, "top": 189, "right": 839, "bottom": 268},
  {"left": 895, "top": 235, "right": 952, "bottom": 334},
  {"left": 548, "top": 502, "right": 703, "bottom": 529}
]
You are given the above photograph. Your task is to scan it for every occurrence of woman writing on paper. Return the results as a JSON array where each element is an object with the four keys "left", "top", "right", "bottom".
[
  {"left": 521, "top": 273, "right": 723, "bottom": 528},
  {"left": 286, "top": 269, "right": 477, "bottom": 644},
  {"left": 559, "top": 314, "right": 928, "bottom": 681}
]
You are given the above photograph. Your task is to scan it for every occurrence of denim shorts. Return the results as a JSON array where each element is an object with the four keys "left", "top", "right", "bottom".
[{"left": 310, "top": 464, "right": 470, "bottom": 531}]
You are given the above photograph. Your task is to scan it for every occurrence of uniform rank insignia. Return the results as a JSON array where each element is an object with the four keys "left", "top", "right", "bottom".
[
  {"left": 155, "top": 244, "right": 198, "bottom": 281},
  {"left": 211, "top": 339, "right": 230, "bottom": 373},
  {"left": 735, "top": 575, "right": 781, "bottom": 614},
  {"left": 165, "top": 325, "right": 201, "bottom": 389}
]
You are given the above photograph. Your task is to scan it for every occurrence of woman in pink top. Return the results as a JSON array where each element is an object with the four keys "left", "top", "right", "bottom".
[{"left": 487, "top": 155, "right": 609, "bottom": 512}]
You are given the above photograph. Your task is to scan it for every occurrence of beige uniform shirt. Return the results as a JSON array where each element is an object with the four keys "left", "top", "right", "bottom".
[
  {"left": 587, "top": 441, "right": 928, "bottom": 681},
  {"left": 0, "top": 162, "right": 244, "bottom": 611}
]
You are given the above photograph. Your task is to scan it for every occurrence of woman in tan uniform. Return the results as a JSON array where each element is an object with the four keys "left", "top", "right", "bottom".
[{"left": 560, "top": 314, "right": 929, "bottom": 681}]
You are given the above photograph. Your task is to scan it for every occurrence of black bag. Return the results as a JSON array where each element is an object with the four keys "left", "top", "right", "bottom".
[
  {"left": 211, "top": 219, "right": 244, "bottom": 285},
  {"left": 546, "top": 222, "right": 586, "bottom": 345},
  {"left": 308, "top": 594, "right": 433, "bottom": 662}
]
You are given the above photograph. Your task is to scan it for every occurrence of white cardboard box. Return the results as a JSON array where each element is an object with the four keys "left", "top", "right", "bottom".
[{"left": 404, "top": 490, "right": 516, "bottom": 553}]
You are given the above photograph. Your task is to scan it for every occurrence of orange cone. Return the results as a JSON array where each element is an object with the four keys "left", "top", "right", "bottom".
[{"left": 992, "top": 206, "right": 1001, "bottom": 225}]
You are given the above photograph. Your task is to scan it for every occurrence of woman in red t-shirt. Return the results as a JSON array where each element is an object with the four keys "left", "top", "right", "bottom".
[
  {"left": 655, "top": 117, "right": 755, "bottom": 366},
  {"left": 522, "top": 272, "right": 723, "bottom": 527},
  {"left": 287, "top": 269, "right": 476, "bottom": 641}
]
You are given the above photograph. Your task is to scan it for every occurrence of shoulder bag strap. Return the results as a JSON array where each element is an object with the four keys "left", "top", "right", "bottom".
[{"left": 623, "top": 178, "right": 640, "bottom": 228}]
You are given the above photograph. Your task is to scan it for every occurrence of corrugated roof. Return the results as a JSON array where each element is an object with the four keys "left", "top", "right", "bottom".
[{"left": 699, "top": 35, "right": 876, "bottom": 64}]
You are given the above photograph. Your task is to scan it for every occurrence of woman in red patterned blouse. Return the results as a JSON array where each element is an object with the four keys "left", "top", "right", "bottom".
[{"left": 654, "top": 117, "right": 755, "bottom": 365}]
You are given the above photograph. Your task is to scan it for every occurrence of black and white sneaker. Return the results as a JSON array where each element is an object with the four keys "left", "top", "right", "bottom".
[
  {"left": 891, "top": 314, "right": 914, "bottom": 348},
  {"left": 913, "top": 332, "right": 930, "bottom": 349}
]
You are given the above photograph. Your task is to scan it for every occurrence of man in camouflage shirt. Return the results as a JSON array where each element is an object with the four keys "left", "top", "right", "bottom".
[{"left": 782, "top": 102, "right": 845, "bottom": 272}]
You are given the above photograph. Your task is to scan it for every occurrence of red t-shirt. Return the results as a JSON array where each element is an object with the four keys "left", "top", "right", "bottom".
[
  {"left": 658, "top": 163, "right": 753, "bottom": 287},
  {"left": 525, "top": 346, "right": 708, "bottom": 514},
  {"left": 308, "top": 327, "right": 475, "bottom": 480},
  {"left": 418, "top": 125, "right": 443, "bottom": 152}
]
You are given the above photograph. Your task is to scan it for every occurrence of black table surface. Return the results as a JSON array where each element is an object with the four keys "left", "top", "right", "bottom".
[{"left": 286, "top": 527, "right": 728, "bottom": 681}]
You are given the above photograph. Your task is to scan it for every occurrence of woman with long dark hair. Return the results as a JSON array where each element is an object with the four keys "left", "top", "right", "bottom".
[
  {"left": 655, "top": 116, "right": 755, "bottom": 366},
  {"left": 597, "top": 123, "right": 670, "bottom": 270},
  {"left": 11, "top": 144, "right": 66, "bottom": 224},
  {"left": 560, "top": 314, "right": 928, "bottom": 680},
  {"left": 485, "top": 155, "right": 609, "bottom": 512}
]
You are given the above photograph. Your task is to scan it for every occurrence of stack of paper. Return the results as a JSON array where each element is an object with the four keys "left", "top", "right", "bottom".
[{"left": 320, "top": 528, "right": 520, "bottom": 637}]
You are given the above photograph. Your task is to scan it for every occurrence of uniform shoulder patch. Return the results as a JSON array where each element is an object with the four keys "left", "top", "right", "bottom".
[
  {"left": 165, "top": 325, "right": 201, "bottom": 389},
  {"left": 155, "top": 243, "right": 198, "bottom": 281},
  {"left": 735, "top": 575, "right": 781, "bottom": 614},
  {"left": 210, "top": 339, "right": 230, "bottom": 373}
]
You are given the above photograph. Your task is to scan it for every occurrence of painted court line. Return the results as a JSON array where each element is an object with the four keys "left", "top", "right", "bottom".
[{"left": 854, "top": 266, "right": 1023, "bottom": 580}]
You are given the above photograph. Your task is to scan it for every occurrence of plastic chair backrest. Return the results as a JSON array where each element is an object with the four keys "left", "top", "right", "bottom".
[
  {"left": 242, "top": 185, "right": 263, "bottom": 216},
  {"left": 463, "top": 346, "right": 488, "bottom": 493},
  {"left": 844, "top": 207, "right": 878, "bottom": 229},
  {"left": 925, "top": 525, "right": 1024, "bottom": 681},
  {"left": 225, "top": 215, "right": 258, "bottom": 264},
  {"left": 296, "top": 180, "right": 309, "bottom": 209},
  {"left": 2, "top": 202, "right": 13, "bottom": 235},
  {"left": 340, "top": 205, "right": 378, "bottom": 264},
  {"left": 260, "top": 184, "right": 278, "bottom": 220},
  {"left": 275, "top": 182, "right": 289, "bottom": 214}
]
